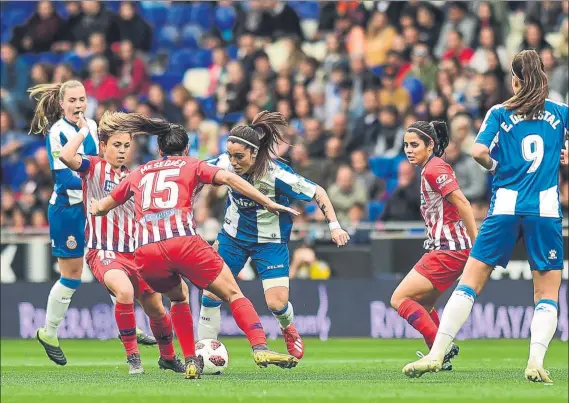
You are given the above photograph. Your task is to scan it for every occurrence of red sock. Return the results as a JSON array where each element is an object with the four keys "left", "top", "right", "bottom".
[
  {"left": 429, "top": 308, "right": 440, "bottom": 328},
  {"left": 398, "top": 298, "right": 438, "bottom": 349},
  {"left": 170, "top": 303, "right": 195, "bottom": 359},
  {"left": 115, "top": 302, "right": 138, "bottom": 356},
  {"left": 149, "top": 313, "right": 176, "bottom": 360},
  {"left": 230, "top": 297, "right": 266, "bottom": 348}
]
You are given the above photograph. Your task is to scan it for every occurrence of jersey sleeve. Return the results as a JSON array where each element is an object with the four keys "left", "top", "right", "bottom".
[
  {"left": 110, "top": 171, "right": 134, "bottom": 204},
  {"left": 46, "top": 126, "right": 68, "bottom": 170},
  {"left": 77, "top": 156, "right": 98, "bottom": 178},
  {"left": 475, "top": 105, "right": 502, "bottom": 148},
  {"left": 206, "top": 153, "right": 232, "bottom": 170},
  {"left": 424, "top": 162, "right": 460, "bottom": 198},
  {"left": 274, "top": 164, "right": 317, "bottom": 201},
  {"left": 196, "top": 160, "right": 221, "bottom": 184}
]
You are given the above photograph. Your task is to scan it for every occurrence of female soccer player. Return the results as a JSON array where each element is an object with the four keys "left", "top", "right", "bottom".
[
  {"left": 197, "top": 111, "right": 350, "bottom": 360},
  {"left": 29, "top": 82, "right": 154, "bottom": 366},
  {"left": 390, "top": 120, "right": 477, "bottom": 370},
  {"left": 58, "top": 111, "right": 185, "bottom": 375},
  {"left": 404, "top": 50, "right": 568, "bottom": 384},
  {"left": 89, "top": 113, "right": 301, "bottom": 379}
]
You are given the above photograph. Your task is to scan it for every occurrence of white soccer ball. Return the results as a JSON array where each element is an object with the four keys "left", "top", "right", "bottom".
[{"left": 195, "top": 339, "right": 229, "bottom": 375}]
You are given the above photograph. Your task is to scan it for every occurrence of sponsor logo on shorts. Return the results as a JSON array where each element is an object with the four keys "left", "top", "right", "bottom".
[
  {"left": 66, "top": 236, "right": 77, "bottom": 250},
  {"left": 548, "top": 249, "right": 557, "bottom": 260},
  {"left": 101, "top": 259, "right": 111, "bottom": 266},
  {"left": 267, "top": 264, "right": 284, "bottom": 270}
]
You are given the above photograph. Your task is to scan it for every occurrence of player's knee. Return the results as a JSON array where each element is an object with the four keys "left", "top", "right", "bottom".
[
  {"left": 58, "top": 257, "right": 83, "bottom": 278},
  {"left": 141, "top": 293, "right": 166, "bottom": 318},
  {"left": 265, "top": 291, "right": 288, "bottom": 312},
  {"left": 390, "top": 294, "right": 403, "bottom": 311},
  {"left": 113, "top": 286, "right": 135, "bottom": 304}
]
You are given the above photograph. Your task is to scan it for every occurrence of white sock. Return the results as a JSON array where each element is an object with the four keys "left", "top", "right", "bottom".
[
  {"left": 529, "top": 299, "right": 558, "bottom": 366},
  {"left": 198, "top": 295, "right": 222, "bottom": 340},
  {"left": 272, "top": 302, "right": 294, "bottom": 329},
  {"left": 430, "top": 285, "right": 477, "bottom": 360},
  {"left": 44, "top": 278, "right": 80, "bottom": 338}
]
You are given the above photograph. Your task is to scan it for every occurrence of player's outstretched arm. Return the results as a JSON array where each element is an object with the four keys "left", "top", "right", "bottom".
[
  {"left": 313, "top": 185, "right": 350, "bottom": 247},
  {"left": 90, "top": 196, "right": 120, "bottom": 216},
  {"left": 472, "top": 143, "right": 497, "bottom": 174},
  {"left": 561, "top": 140, "right": 568, "bottom": 166},
  {"left": 60, "top": 113, "right": 90, "bottom": 171},
  {"left": 213, "top": 170, "right": 300, "bottom": 216},
  {"left": 446, "top": 189, "right": 478, "bottom": 242}
]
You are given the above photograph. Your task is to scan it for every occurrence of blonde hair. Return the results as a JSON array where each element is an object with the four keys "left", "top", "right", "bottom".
[{"left": 28, "top": 80, "right": 84, "bottom": 135}]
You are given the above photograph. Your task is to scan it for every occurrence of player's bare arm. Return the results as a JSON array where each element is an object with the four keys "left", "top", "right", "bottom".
[
  {"left": 472, "top": 143, "right": 496, "bottom": 173},
  {"left": 90, "top": 196, "right": 120, "bottom": 216},
  {"left": 314, "top": 185, "right": 350, "bottom": 247},
  {"left": 213, "top": 170, "right": 300, "bottom": 216},
  {"left": 59, "top": 112, "right": 89, "bottom": 171},
  {"left": 446, "top": 189, "right": 478, "bottom": 242},
  {"left": 561, "top": 140, "right": 568, "bottom": 166}
]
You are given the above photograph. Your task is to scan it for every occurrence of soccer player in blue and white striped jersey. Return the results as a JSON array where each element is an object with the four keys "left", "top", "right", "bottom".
[
  {"left": 198, "top": 111, "right": 350, "bottom": 359},
  {"left": 403, "top": 50, "right": 568, "bottom": 384}
]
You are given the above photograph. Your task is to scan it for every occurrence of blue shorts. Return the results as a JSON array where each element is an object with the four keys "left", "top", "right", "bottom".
[
  {"left": 216, "top": 232, "right": 289, "bottom": 280},
  {"left": 48, "top": 203, "right": 86, "bottom": 259},
  {"left": 471, "top": 215, "right": 564, "bottom": 271}
]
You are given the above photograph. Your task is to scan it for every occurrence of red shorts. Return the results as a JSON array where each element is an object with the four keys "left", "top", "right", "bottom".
[
  {"left": 413, "top": 249, "right": 471, "bottom": 292},
  {"left": 86, "top": 249, "right": 154, "bottom": 298},
  {"left": 134, "top": 236, "right": 224, "bottom": 293}
]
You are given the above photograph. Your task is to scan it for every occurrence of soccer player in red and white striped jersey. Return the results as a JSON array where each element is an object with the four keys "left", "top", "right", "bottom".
[
  {"left": 90, "top": 112, "right": 300, "bottom": 379},
  {"left": 59, "top": 112, "right": 185, "bottom": 375},
  {"left": 390, "top": 120, "right": 478, "bottom": 371}
]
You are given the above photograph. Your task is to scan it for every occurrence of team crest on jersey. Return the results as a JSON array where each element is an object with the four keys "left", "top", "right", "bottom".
[
  {"left": 548, "top": 249, "right": 557, "bottom": 260},
  {"left": 104, "top": 180, "right": 117, "bottom": 192},
  {"left": 291, "top": 176, "right": 304, "bottom": 194},
  {"left": 66, "top": 235, "right": 77, "bottom": 250},
  {"left": 259, "top": 184, "right": 269, "bottom": 195},
  {"left": 51, "top": 151, "right": 60, "bottom": 159}
]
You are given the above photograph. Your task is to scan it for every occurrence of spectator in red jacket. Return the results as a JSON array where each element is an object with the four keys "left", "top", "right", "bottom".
[
  {"left": 84, "top": 56, "right": 121, "bottom": 102},
  {"left": 441, "top": 30, "right": 474, "bottom": 65},
  {"left": 117, "top": 40, "right": 150, "bottom": 97}
]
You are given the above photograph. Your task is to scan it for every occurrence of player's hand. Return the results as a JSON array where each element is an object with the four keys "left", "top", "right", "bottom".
[
  {"left": 77, "top": 112, "right": 88, "bottom": 129},
  {"left": 265, "top": 201, "right": 300, "bottom": 216},
  {"left": 561, "top": 149, "right": 568, "bottom": 166},
  {"left": 89, "top": 198, "right": 101, "bottom": 216},
  {"left": 331, "top": 228, "right": 350, "bottom": 247}
]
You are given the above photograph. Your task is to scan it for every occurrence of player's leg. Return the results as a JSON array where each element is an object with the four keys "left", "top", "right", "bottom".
[
  {"left": 198, "top": 234, "right": 248, "bottom": 340},
  {"left": 403, "top": 215, "right": 519, "bottom": 378},
  {"left": 253, "top": 242, "right": 303, "bottom": 359},
  {"left": 523, "top": 216, "right": 563, "bottom": 384},
  {"left": 102, "top": 268, "right": 144, "bottom": 375},
  {"left": 110, "top": 293, "right": 157, "bottom": 346},
  {"left": 37, "top": 205, "right": 84, "bottom": 366}
]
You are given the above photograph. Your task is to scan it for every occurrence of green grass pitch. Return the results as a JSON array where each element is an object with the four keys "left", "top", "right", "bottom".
[{"left": 1, "top": 338, "right": 567, "bottom": 403}]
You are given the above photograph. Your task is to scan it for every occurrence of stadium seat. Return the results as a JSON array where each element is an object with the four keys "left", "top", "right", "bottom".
[
  {"left": 61, "top": 54, "right": 85, "bottom": 72},
  {"left": 223, "top": 112, "right": 244, "bottom": 124},
  {"left": 3, "top": 9, "right": 31, "bottom": 29},
  {"left": 369, "top": 156, "right": 400, "bottom": 179},
  {"left": 166, "top": 4, "right": 192, "bottom": 27},
  {"left": 180, "top": 24, "right": 203, "bottom": 49},
  {"left": 151, "top": 73, "right": 183, "bottom": 92},
  {"left": 140, "top": 4, "right": 168, "bottom": 29},
  {"left": 402, "top": 77, "right": 425, "bottom": 106},
  {"left": 19, "top": 54, "right": 40, "bottom": 66},
  {"left": 370, "top": 65, "right": 384, "bottom": 78},
  {"left": 226, "top": 44, "right": 238, "bottom": 60},
  {"left": 190, "top": 3, "right": 213, "bottom": 30},
  {"left": 157, "top": 25, "right": 179, "bottom": 49},
  {"left": 196, "top": 96, "right": 217, "bottom": 119},
  {"left": 294, "top": 2, "right": 320, "bottom": 20},
  {"left": 38, "top": 52, "right": 62, "bottom": 65},
  {"left": 214, "top": 6, "right": 236, "bottom": 30},
  {"left": 190, "top": 49, "right": 212, "bottom": 69},
  {"left": 367, "top": 201, "right": 385, "bottom": 221},
  {"left": 385, "top": 178, "right": 399, "bottom": 195},
  {"left": 183, "top": 68, "right": 210, "bottom": 97}
]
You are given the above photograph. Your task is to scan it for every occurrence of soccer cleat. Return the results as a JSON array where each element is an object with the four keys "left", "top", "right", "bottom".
[
  {"left": 402, "top": 355, "right": 442, "bottom": 378},
  {"left": 282, "top": 324, "right": 304, "bottom": 359},
  {"left": 126, "top": 354, "right": 144, "bottom": 375},
  {"left": 416, "top": 343, "right": 459, "bottom": 371},
  {"left": 36, "top": 328, "right": 67, "bottom": 366},
  {"left": 253, "top": 347, "right": 299, "bottom": 369},
  {"left": 525, "top": 360, "right": 553, "bottom": 384},
  {"left": 118, "top": 328, "right": 157, "bottom": 346},
  {"left": 184, "top": 356, "right": 203, "bottom": 379},
  {"left": 158, "top": 356, "right": 185, "bottom": 373}
]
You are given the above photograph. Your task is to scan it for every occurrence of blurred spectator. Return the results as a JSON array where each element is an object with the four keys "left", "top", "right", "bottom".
[
  {"left": 30, "top": 62, "right": 53, "bottom": 86},
  {"left": 526, "top": 2, "right": 563, "bottom": 34},
  {"left": 444, "top": 141, "right": 488, "bottom": 202},
  {"left": 290, "top": 143, "right": 324, "bottom": 185},
  {"left": 327, "top": 165, "right": 367, "bottom": 225},
  {"left": 1, "top": 110, "right": 36, "bottom": 166},
  {"left": 405, "top": 42, "right": 438, "bottom": 92},
  {"left": 374, "top": 106, "right": 405, "bottom": 157},
  {"left": 147, "top": 83, "right": 182, "bottom": 123},
  {"left": 0, "top": 43, "right": 29, "bottom": 128},
  {"left": 470, "top": 27, "right": 509, "bottom": 74},
  {"left": 520, "top": 20, "right": 552, "bottom": 52},
  {"left": 441, "top": 30, "right": 474, "bottom": 66},
  {"left": 449, "top": 113, "right": 476, "bottom": 155},
  {"left": 11, "top": 1, "right": 63, "bottom": 53},
  {"left": 350, "top": 150, "right": 383, "bottom": 200},
  {"left": 82, "top": 32, "right": 119, "bottom": 77},
  {"left": 52, "top": 63, "right": 75, "bottom": 83},
  {"left": 321, "top": 137, "right": 347, "bottom": 189},
  {"left": 345, "top": 203, "right": 371, "bottom": 244},
  {"left": 208, "top": 46, "right": 229, "bottom": 95},
  {"left": 364, "top": 11, "right": 397, "bottom": 67},
  {"left": 378, "top": 69, "right": 411, "bottom": 115},
  {"left": 540, "top": 48, "right": 568, "bottom": 100},
  {"left": 171, "top": 85, "right": 192, "bottom": 111},
  {"left": 345, "top": 89, "right": 380, "bottom": 154},
  {"left": 194, "top": 205, "right": 221, "bottom": 241},
  {"left": 290, "top": 245, "right": 331, "bottom": 280},
  {"left": 234, "top": 0, "right": 272, "bottom": 39},
  {"left": 216, "top": 61, "right": 249, "bottom": 115},
  {"left": 435, "top": 2, "right": 476, "bottom": 58},
  {"left": 75, "top": 1, "right": 120, "bottom": 46},
  {"left": 265, "top": 0, "right": 304, "bottom": 41},
  {"left": 304, "top": 118, "right": 327, "bottom": 159},
  {"left": 472, "top": 2, "right": 504, "bottom": 48},
  {"left": 117, "top": 2, "right": 153, "bottom": 52},
  {"left": 116, "top": 40, "right": 150, "bottom": 97},
  {"left": 416, "top": 4, "right": 441, "bottom": 51},
  {"left": 322, "top": 33, "right": 347, "bottom": 78},
  {"left": 247, "top": 77, "right": 275, "bottom": 111},
  {"left": 84, "top": 56, "right": 121, "bottom": 102},
  {"left": 380, "top": 161, "right": 422, "bottom": 222},
  {"left": 471, "top": 200, "right": 490, "bottom": 222}
]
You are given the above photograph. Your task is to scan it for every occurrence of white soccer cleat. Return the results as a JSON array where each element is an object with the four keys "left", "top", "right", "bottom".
[
  {"left": 525, "top": 360, "right": 553, "bottom": 385},
  {"left": 402, "top": 355, "right": 442, "bottom": 378}
]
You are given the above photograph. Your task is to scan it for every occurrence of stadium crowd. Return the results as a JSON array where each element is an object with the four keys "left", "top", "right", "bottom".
[{"left": 1, "top": 0, "right": 568, "bottom": 237}]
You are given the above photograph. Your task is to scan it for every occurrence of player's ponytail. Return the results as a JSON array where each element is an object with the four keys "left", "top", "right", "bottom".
[
  {"left": 28, "top": 80, "right": 83, "bottom": 135},
  {"left": 502, "top": 49, "right": 548, "bottom": 118},
  {"left": 407, "top": 120, "right": 449, "bottom": 157},
  {"left": 98, "top": 111, "right": 188, "bottom": 155},
  {"left": 228, "top": 110, "right": 287, "bottom": 182}
]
